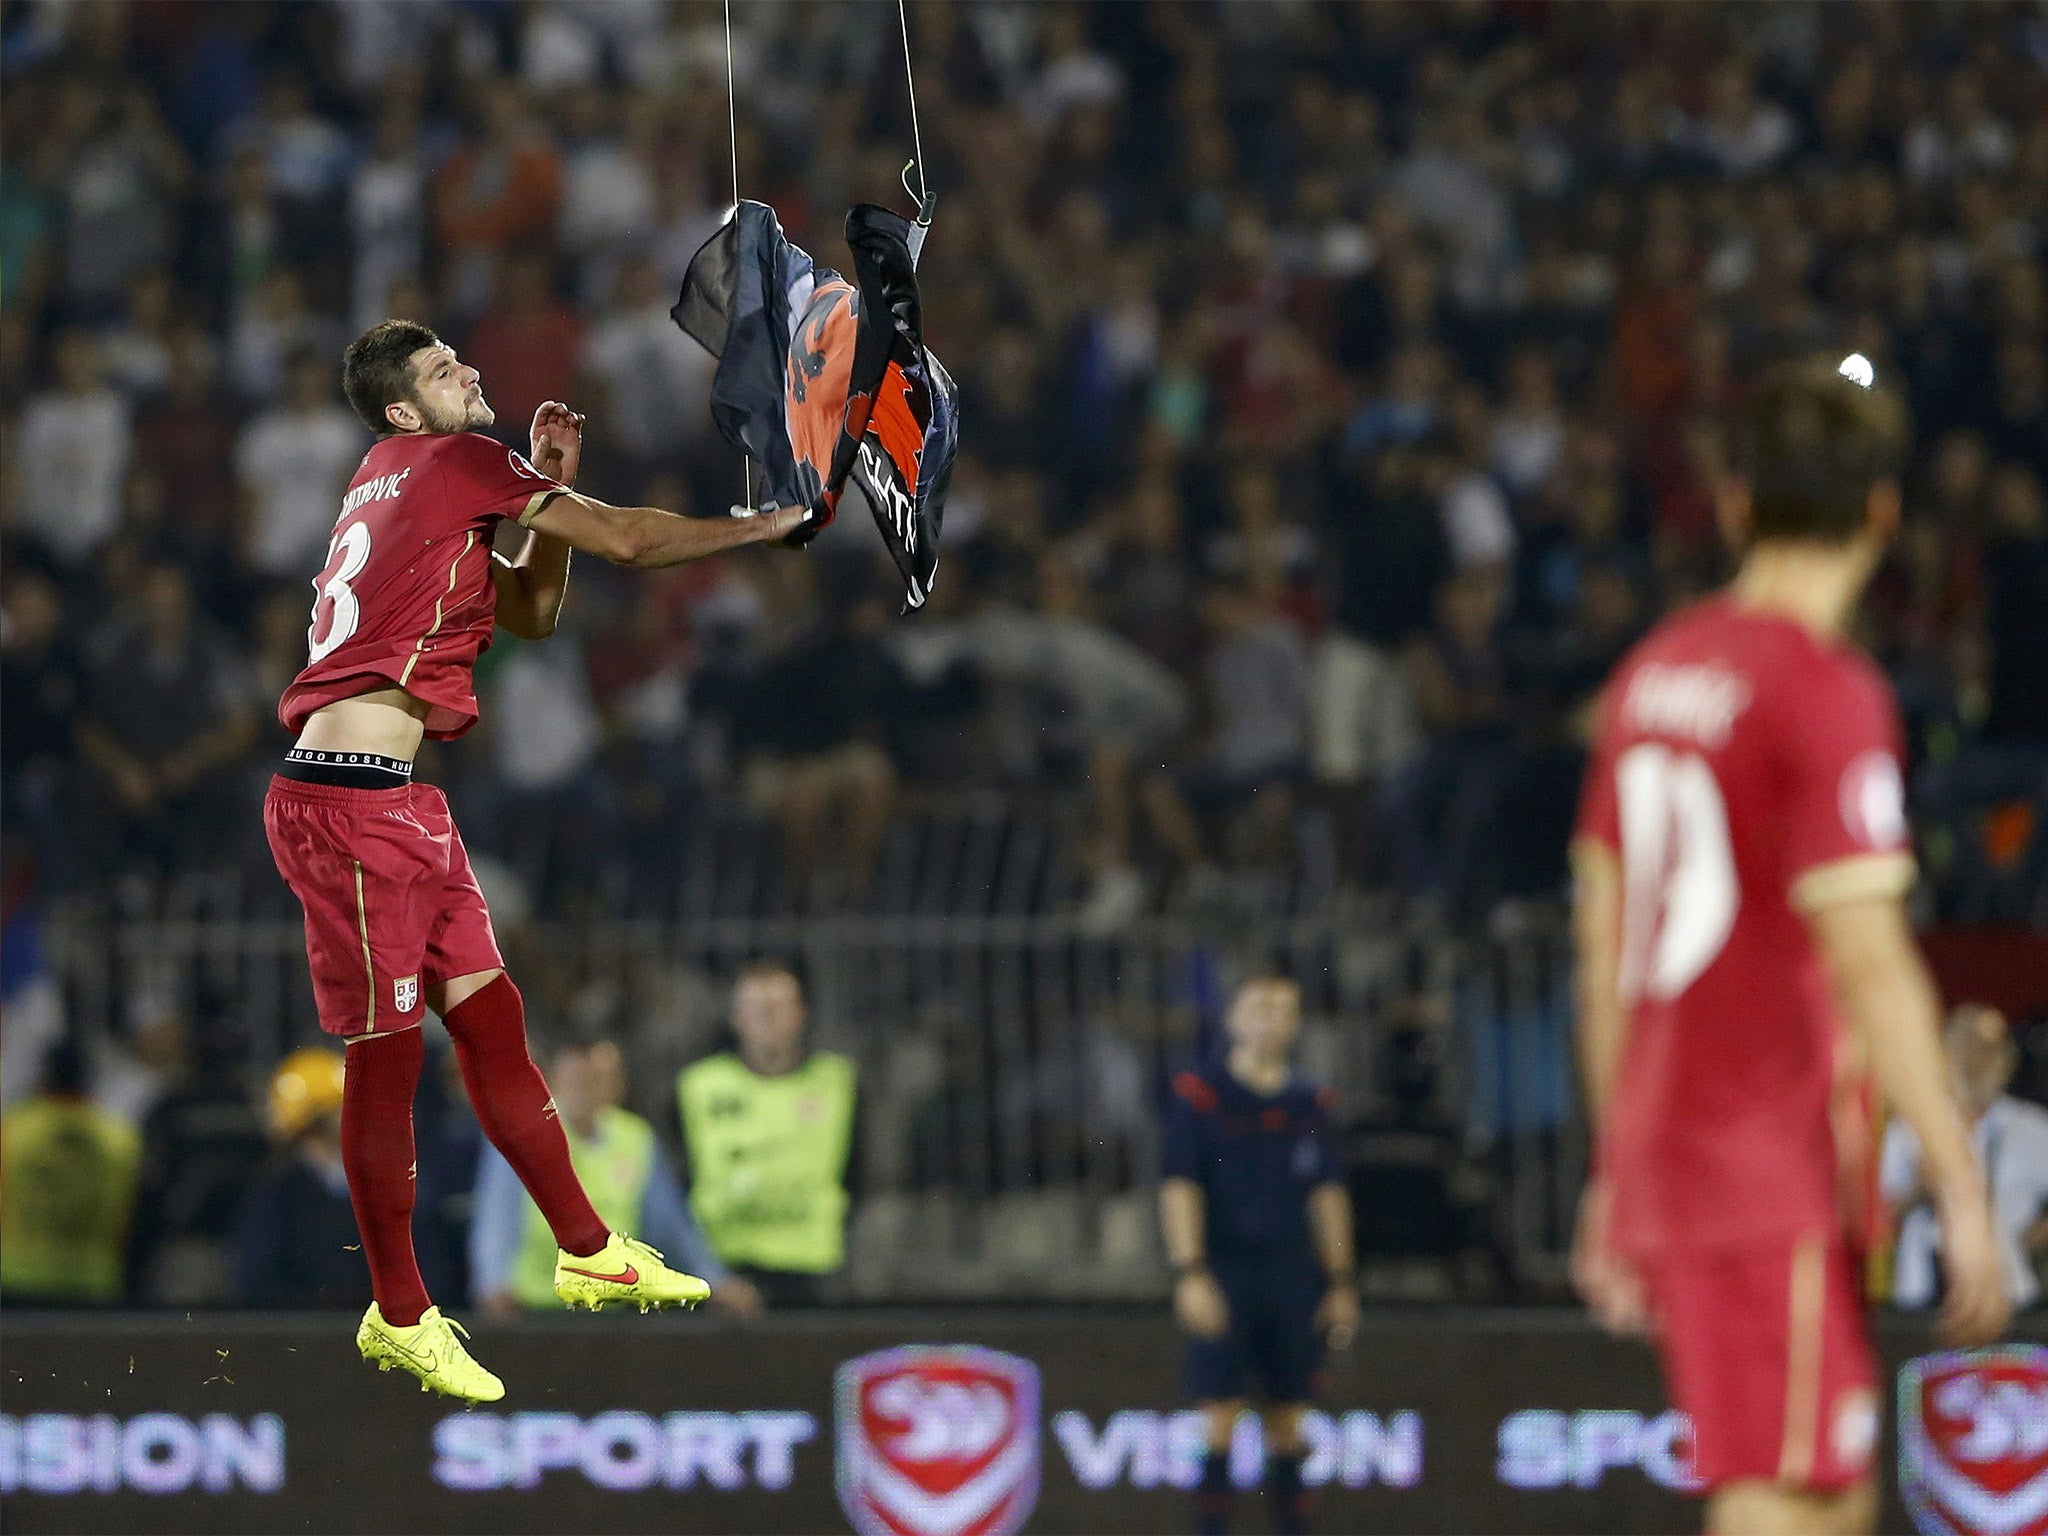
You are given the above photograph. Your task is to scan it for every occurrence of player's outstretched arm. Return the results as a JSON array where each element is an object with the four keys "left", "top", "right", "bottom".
[
  {"left": 524, "top": 490, "right": 808, "bottom": 570},
  {"left": 1811, "top": 895, "right": 2011, "bottom": 1347}
]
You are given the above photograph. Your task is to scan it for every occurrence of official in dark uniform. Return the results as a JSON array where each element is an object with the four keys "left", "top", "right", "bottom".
[{"left": 1160, "top": 975, "right": 1358, "bottom": 1536}]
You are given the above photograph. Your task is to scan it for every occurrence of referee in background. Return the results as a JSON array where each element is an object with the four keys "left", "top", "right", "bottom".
[{"left": 1160, "top": 975, "right": 1359, "bottom": 1536}]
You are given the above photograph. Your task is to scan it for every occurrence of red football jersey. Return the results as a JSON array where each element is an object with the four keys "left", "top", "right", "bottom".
[
  {"left": 1574, "top": 597, "right": 1915, "bottom": 1255},
  {"left": 279, "top": 432, "right": 564, "bottom": 740}
]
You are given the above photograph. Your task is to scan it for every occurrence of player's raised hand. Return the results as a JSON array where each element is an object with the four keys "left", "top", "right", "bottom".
[
  {"left": 1936, "top": 1185, "right": 2012, "bottom": 1348},
  {"left": 529, "top": 401, "right": 584, "bottom": 487}
]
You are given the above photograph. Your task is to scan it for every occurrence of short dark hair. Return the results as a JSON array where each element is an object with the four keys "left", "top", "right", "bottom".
[
  {"left": 736, "top": 958, "right": 803, "bottom": 992},
  {"left": 342, "top": 320, "right": 441, "bottom": 433},
  {"left": 1739, "top": 358, "right": 1908, "bottom": 544}
]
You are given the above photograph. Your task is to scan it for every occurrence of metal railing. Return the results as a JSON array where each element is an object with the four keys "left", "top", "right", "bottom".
[{"left": 48, "top": 903, "right": 1587, "bottom": 1301}]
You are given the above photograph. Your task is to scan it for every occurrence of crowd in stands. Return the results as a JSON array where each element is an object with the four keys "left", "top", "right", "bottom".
[
  {"left": 3, "top": 2, "right": 2048, "bottom": 1300},
  {"left": 5, "top": 1, "right": 2046, "bottom": 934}
]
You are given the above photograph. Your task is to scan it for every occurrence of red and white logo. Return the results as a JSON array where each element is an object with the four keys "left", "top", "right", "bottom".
[
  {"left": 836, "top": 1345, "right": 1040, "bottom": 1536},
  {"left": 1900, "top": 1345, "right": 2048, "bottom": 1536},
  {"left": 394, "top": 975, "right": 419, "bottom": 1014}
]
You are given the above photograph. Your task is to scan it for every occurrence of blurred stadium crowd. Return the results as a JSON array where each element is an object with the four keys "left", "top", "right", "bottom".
[{"left": 3, "top": 0, "right": 2048, "bottom": 1305}]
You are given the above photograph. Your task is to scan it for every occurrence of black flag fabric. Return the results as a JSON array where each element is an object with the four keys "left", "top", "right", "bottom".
[{"left": 672, "top": 198, "right": 957, "bottom": 609}]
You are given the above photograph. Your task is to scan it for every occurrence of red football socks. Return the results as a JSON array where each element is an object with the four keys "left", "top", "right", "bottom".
[
  {"left": 340, "top": 1027, "right": 430, "bottom": 1327},
  {"left": 443, "top": 973, "right": 609, "bottom": 1258}
]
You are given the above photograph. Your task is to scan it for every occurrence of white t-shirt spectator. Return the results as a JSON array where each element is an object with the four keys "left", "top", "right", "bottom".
[
  {"left": 235, "top": 404, "right": 367, "bottom": 578},
  {"left": 349, "top": 152, "right": 426, "bottom": 332},
  {"left": 1442, "top": 470, "right": 1517, "bottom": 568},
  {"left": 580, "top": 297, "right": 715, "bottom": 461},
  {"left": 15, "top": 386, "right": 131, "bottom": 564},
  {"left": 1884, "top": 1095, "right": 2048, "bottom": 1309},
  {"left": 561, "top": 141, "right": 656, "bottom": 264},
  {"left": 491, "top": 643, "right": 601, "bottom": 791},
  {"left": 336, "top": 0, "right": 446, "bottom": 95}
]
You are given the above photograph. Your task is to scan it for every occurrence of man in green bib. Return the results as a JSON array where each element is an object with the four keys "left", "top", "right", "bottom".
[
  {"left": 678, "top": 962, "right": 858, "bottom": 1308},
  {"left": 470, "top": 1034, "right": 757, "bottom": 1316},
  {"left": 1, "top": 1038, "right": 140, "bottom": 1304}
]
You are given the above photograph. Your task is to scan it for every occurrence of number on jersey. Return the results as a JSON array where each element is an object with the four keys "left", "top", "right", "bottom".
[
  {"left": 308, "top": 521, "right": 372, "bottom": 664},
  {"left": 1615, "top": 743, "right": 1738, "bottom": 1002}
]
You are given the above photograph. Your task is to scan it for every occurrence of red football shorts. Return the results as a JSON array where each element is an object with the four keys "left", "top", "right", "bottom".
[
  {"left": 1645, "top": 1231, "right": 1879, "bottom": 1494},
  {"left": 264, "top": 777, "right": 503, "bottom": 1039}
]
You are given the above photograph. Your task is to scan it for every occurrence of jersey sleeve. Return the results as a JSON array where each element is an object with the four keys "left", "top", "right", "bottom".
[
  {"left": 1160, "top": 1073, "right": 1212, "bottom": 1183},
  {"left": 1779, "top": 660, "right": 1916, "bottom": 912},
  {"left": 432, "top": 433, "right": 566, "bottom": 529}
]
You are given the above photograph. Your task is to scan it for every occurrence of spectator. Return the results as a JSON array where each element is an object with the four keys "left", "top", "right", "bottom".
[
  {"left": 1675, "top": 58, "right": 1797, "bottom": 179},
  {"left": 235, "top": 350, "right": 368, "bottom": 582},
  {"left": 1490, "top": 345, "right": 1565, "bottom": 501},
  {"left": 1903, "top": 68, "right": 2014, "bottom": 187},
  {"left": 226, "top": 267, "right": 338, "bottom": 405},
  {"left": 480, "top": 631, "right": 612, "bottom": 906},
  {"left": 471, "top": 1033, "right": 754, "bottom": 1317},
  {"left": 126, "top": 1009, "right": 268, "bottom": 1305},
  {"left": 56, "top": 81, "right": 187, "bottom": 316},
  {"left": 678, "top": 964, "right": 857, "bottom": 1309},
  {"left": 1386, "top": 564, "right": 1512, "bottom": 907},
  {"left": 577, "top": 253, "right": 716, "bottom": 485},
  {"left": 98, "top": 269, "right": 176, "bottom": 396},
  {"left": 1981, "top": 467, "right": 2048, "bottom": 749},
  {"left": 348, "top": 99, "right": 428, "bottom": 333},
  {"left": 235, "top": 1048, "right": 365, "bottom": 1309},
  {"left": 74, "top": 564, "right": 259, "bottom": 880},
  {"left": 462, "top": 252, "right": 582, "bottom": 447},
  {"left": 15, "top": 330, "right": 131, "bottom": 566},
  {"left": 967, "top": 547, "right": 1191, "bottom": 924},
  {"left": 1884, "top": 1006, "right": 2048, "bottom": 1310},
  {"left": 1438, "top": 386, "right": 1516, "bottom": 569},
  {"left": 433, "top": 79, "right": 563, "bottom": 317},
  {"left": 734, "top": 571, "right": 901, "bottom": 901},
  {"left": 131, "top": 329, "right": 242, "bottom": 623},
  {"left": 1, "top": 566, "right": 81, "bottom": 888},
  {"left": 558, "top": 90, "right": 660, "bottom": 297},
  {"left": 0, "top": 1037, "right": 141, "bottom": 1305}
]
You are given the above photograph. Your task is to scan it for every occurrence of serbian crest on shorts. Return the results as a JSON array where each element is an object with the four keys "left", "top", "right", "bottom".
[
  {"left": 394, "top": 975, "right": 418, "bottom": 1014},
  {"left": 836, "top": 1344, "right": 1040, "bottom": 1536},
  {"left": 1899, "top": 1344, "right": 2048, "bottom": 1536}
]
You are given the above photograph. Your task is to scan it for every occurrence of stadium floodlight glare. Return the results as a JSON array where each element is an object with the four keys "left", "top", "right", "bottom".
[{"left": 1838, "top": 352, "right": 1876, "bottom": 388}]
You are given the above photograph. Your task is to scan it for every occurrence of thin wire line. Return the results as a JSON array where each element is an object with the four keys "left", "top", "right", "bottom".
[
  {"left": 897, "top": 0, "right": 926, "bottom": 202},
  {"left": 723, "top": 0, "right": 754, "bottom": 511}
]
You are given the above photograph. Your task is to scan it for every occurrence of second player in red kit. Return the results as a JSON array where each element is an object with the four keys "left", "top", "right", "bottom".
[
  {"left": 1570, "top": 359, "right": 2009, "bottom": 1536},
  {"left": 266, "top": 321, "right": 810, "bottom": 1401}
]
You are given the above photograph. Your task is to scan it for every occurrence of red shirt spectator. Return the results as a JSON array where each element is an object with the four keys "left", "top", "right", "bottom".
[
  {"left": 461, "top": 256, "right": 582, "bottom": 443},
  {"left": 433, "top": 82, "right": 562, "bottom": 260}
]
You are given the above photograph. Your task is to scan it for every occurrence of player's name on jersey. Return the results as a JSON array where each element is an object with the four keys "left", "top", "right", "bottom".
[
  {"left": 340, "top": 467, "right": 413, "bottom": 518},
  {"left": 1623, "top": 662, "right": 1753, "bottom": 749}
]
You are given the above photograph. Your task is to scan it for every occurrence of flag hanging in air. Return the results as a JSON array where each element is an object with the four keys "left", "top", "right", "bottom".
[{"left": 672, "top": 199, "right": 956, "bottom": 609}]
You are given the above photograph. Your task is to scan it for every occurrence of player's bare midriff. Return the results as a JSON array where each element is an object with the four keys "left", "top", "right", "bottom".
[{"left": 294, "top": 687, "right": 431, "bottom": 763}]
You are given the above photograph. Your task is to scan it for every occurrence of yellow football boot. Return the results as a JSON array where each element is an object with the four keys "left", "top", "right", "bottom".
[
  {"left": 357, "top": 1303, "right": 505, "bottom": 1403},
  {"left": 554, "top": 1232, "right": 712, "bottom": 1313}
]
